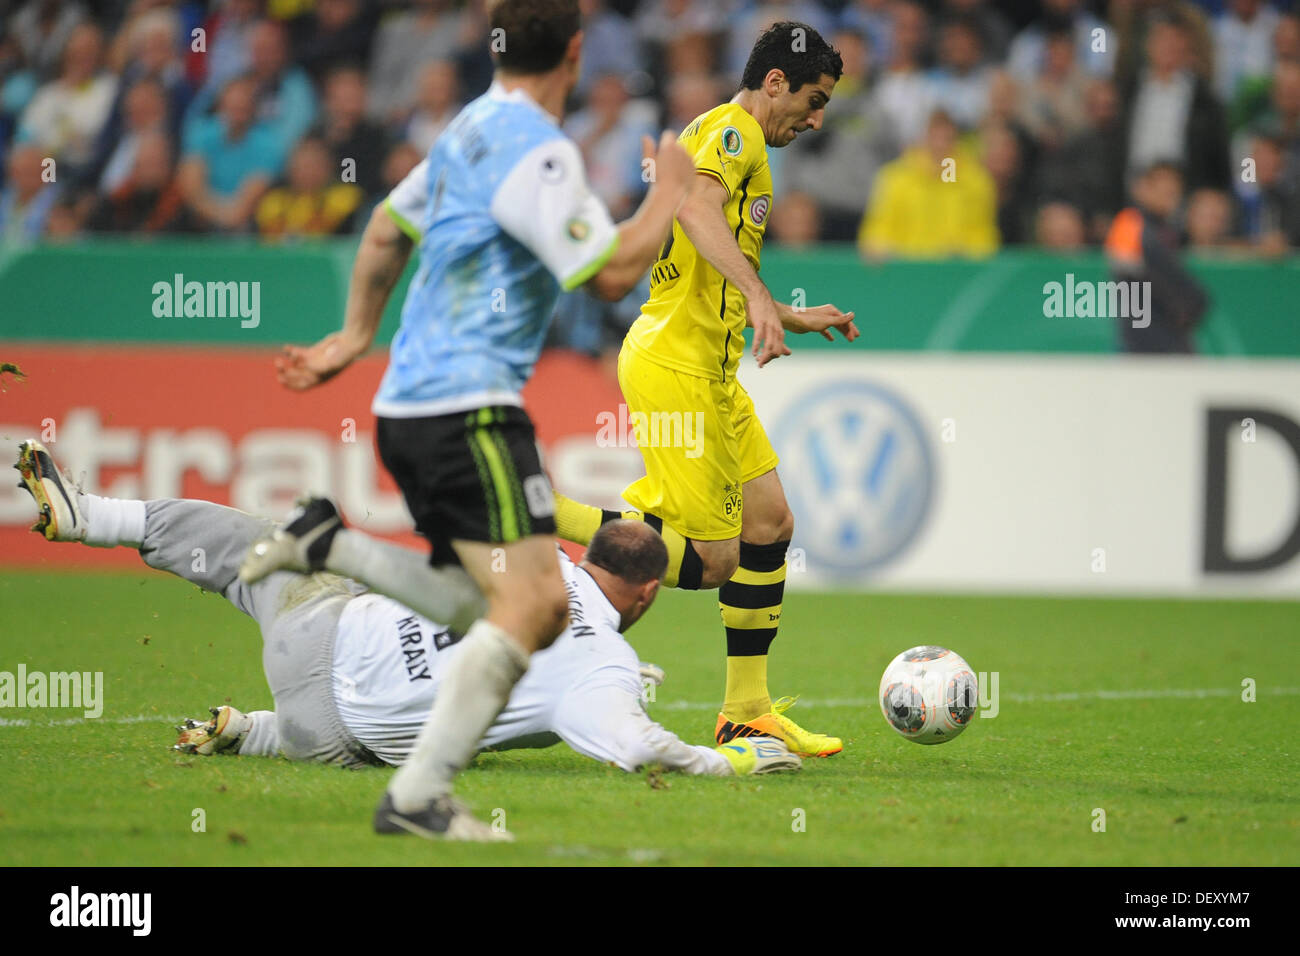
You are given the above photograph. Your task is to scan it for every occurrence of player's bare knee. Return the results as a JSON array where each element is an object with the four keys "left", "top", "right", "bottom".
[
  {"left": 773, "top": 507, "right": 794, "bottom": 543},
  {"left": 743, "top": 506, "right": 794, "bottom": 546},
  {"left": 699, "top": 561, "right": 736, "bottom": 589},
  {"left": 697, "top": 541, "right": 739, "bottom": 588}
]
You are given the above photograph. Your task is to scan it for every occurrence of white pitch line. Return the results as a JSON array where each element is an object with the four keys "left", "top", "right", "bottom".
[
  {"left": 2, "top": 687, "right": 1298, "bottom": 728},
  {"left": 652, "top": 686, "right": 1300, "bottom": 711},
  {"left": 1000, "top": 686, "right": 1300, "bottom": 703},
  {"left": 0, "top": 714, "right": 185, "bottom": 728}
]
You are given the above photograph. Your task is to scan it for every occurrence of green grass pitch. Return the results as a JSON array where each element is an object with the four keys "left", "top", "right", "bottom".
[{"left": 1, "top": 569, "right": 1296, "bottom": 866}]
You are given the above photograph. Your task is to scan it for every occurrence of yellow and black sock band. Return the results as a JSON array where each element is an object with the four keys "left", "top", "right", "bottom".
[{"left": 720, "top": 539, "right": 789, "bottom": 657}]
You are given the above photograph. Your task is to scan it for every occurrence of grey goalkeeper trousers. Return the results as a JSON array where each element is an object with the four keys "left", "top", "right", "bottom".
[{"left": 137, "top": 498, "right": 381, "bottom": 768}]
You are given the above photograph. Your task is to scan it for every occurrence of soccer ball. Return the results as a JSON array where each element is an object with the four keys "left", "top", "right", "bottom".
[{"left": 879, "top": 645, "right": 978, "bottom": 745}]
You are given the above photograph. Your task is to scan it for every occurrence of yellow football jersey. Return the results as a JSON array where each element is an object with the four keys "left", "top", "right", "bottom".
[{"left": 625, "top": 102, "right": 773, "bottom": 383}]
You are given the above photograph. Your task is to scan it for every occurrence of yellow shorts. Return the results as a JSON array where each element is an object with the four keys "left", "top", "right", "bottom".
[{"left": 617, "top": 342, "right": 779, "bottom": 541}]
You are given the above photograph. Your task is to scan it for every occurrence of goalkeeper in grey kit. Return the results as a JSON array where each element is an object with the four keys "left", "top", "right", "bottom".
[{"left": 15, "top": 440, "right": 800, "bottom": 786}]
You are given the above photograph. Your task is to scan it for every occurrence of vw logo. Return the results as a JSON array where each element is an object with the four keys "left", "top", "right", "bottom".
[{"left": 773, "top": 381, "right": 934, "bottom": 574}]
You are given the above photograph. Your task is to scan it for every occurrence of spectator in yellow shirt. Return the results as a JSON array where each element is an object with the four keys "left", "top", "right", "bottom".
[
  {"left": 255, "top": 136, "right": 362, "bottom": 239},
  {"left": 858, "top": 109, "right": 1000, "bottom": 259}
]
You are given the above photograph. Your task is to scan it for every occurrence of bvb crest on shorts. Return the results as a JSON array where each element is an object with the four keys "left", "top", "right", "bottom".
[{"left": 723, "top": 483, "right": 743, "bottom": 520}]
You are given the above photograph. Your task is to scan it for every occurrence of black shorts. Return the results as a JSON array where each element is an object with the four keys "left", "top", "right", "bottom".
[{"left": 377, "top": 406, "right": 556, "bottom": 566}]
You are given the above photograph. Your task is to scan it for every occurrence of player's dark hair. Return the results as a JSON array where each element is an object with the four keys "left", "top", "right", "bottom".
[
  {"left": 740, "top": 20, "right": 843, "bottom": 93},
  {"left": 586, "top": 520, "right": 669, "bottom": 586},
  {"left": 489, "top": 0, "right": 581, "bottom": 75}
]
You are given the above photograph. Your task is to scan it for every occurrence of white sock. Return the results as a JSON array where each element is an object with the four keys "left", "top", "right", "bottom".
[
  {"left": 237, "top": 711, "right": 281, "bottom": 757},
  {"left": 326, "top": 528, "right": 486, "bottom": 634},
  {"left": 77, "top": 494, "right": 146, "bottom": 549},
  {"left": 387, "top": 619, "right": 529, "bottom": 811}
]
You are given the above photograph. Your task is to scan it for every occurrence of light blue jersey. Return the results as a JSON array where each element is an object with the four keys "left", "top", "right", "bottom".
[{"left": 373, "top": 83, "right": 619, "bottom": 418}]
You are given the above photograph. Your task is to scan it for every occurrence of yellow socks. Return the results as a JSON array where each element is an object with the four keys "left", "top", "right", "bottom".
[
  {"left": 723, "top": 655, "right": 770, "bottom": 722},
  {"left": 553, "top": 491, "right": 611, "bottom": 546},
  {"left": 720, "top": 540, "right": 789, "bottom": 721}
]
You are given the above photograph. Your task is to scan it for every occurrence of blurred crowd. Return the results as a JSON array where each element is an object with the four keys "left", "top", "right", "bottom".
[{"left": 1, "top": 0, "right": 1298, "bottom": 259}]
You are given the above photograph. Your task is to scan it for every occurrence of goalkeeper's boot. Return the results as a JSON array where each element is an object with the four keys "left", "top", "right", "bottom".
[
  {"left": 14, "top": 439, "right": 85, "bottom": 542},
  {"left": 238, "top": 495, "right": 342, "bottom": 584},
  {"left": 174, "top": 705, "right": 253, "bottom": 756},
  {"left": 373, "top": 791, "right": 513, "bottom": 843},
  {"left": 714, "top": 695, "right": 843, "bottom": 758},
  {"left": 715, "top": 736, "right": 802, "bottom": 775}
]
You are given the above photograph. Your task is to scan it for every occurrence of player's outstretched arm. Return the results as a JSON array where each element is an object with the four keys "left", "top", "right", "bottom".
[
  {"left": 677, "top": 174, "right": 790, "bottom": 367},
  {"left": 552, "top": 681, "right": 800, "bottom": 776},
  {"left": 776, "top": 301, "right": 860, "bottom": 342},
  {"left": 585, "top": 132, "right": 695, "bottom": 302},
  {"left": 275, "top": 203, "right": 414, "bottom": 390}
]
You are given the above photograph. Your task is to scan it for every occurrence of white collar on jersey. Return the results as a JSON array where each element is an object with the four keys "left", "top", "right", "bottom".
[
  {"left": 572, "top": 563, "right": 625, "bottom": 634},
  {"left": 487, "top": 78, "right": 561, "bottom": 126}
]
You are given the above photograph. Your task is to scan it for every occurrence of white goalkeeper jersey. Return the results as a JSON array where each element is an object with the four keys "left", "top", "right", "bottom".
[{"left": 331, "top": 551, "right": 727, "bottom": 775}]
